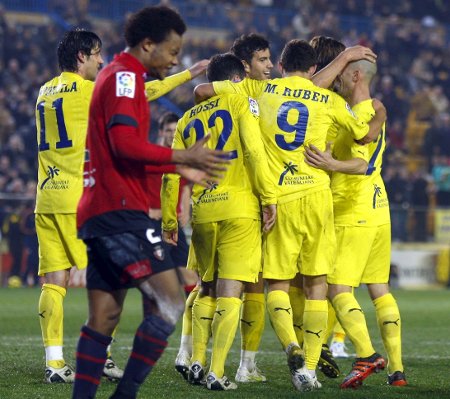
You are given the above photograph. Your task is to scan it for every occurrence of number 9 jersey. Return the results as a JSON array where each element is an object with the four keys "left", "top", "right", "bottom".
[
  {"left": 213, "top": 77, "right": 370, "bottom": 204},
  {"left": 35, "top": 72, "right": 94, "bottom": 214}
]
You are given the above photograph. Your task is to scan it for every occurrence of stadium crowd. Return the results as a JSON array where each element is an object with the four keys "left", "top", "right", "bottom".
[{"left": 0, "top": 0, "right": 449, "bottom": 287}]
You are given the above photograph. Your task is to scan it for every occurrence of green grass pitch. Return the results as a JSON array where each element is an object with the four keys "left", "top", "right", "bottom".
[{"left": 1, "top": 287, "right": 449, "bottom": 398}]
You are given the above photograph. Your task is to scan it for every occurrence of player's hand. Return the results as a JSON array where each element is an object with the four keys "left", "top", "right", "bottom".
[
  {"left": 163, "top": 229, "right": 178, "bottom": 246},
  {"left": 188, "top": 59, "right": 210, "bottom": 79},
  {"left": 176, "top": 165, "right": 219, "bottom": 187},
  {"left": 176, "top": 134, "right": 230, "bottom": 177},
  {"left": 343, "top": 45, "right": 377, "bottom": 63},
  {"left": 68, "top": 267, "right": 86, "bottom": 288},
  {"left": 304, "top": 143, "right": 335, "bottom": 171},
  {"left": 262, "top": 204, "right": 277, "bottom": 232}
]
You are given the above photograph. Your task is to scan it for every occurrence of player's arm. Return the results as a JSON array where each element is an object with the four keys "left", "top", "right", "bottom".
[
  {"left": 305, "top": 142, "right": 368, "bottom": 175},
  {"left": 332, "top": 95, "right": 386, "bottom": 143},
  {"left": 161, "top": 127, "right": 184, "bottom": 245},
  {"left": 238, "top": 98, "right": 277, "bottom": 231},
  {"left": 179, "top": 182, "right": 192, "bottom": 228},
  {"left": 145, "top": 59, "right": 209, "bottom": 101},
  {"left": 194, "top": 78, "right": 262, "bottom": 103},
  {"left": 312, "top": 45, "right": 377, "bottom": 89},
  {"left": 355, "top": 99, "right": 386, "bottom": 144}
]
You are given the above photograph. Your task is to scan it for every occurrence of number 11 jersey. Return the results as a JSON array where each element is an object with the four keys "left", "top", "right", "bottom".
[{"left": 35, "top": 72, "right": 94, "bottom": 214}]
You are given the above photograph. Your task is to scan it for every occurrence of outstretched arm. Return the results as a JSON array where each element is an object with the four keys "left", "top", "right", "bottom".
[{"left": 145, "top": 59, "right": 209, "bottom": 101}]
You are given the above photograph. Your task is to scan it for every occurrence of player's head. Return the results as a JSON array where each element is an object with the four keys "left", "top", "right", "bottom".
[
  {"left": 206, "top": 53, "right": 246, "bottom": 83},
  {"left": 230, "top": 33, "right": 273, "bottom": 80},
  {"left": 279, "top": 39, "right": 317, "bottom": 76},
  {"left": 124, "top": 5, "right": 186, "bottom": 79},
  {"left": 57, "top": 29, "right": 103, "bottom": 81},
  {"left": 309, "top": 35, "right": 345, "bottom": 72},
  {"left": 339, "top": 59, "right": 377, "bottom": 99},
  {"left": 158, "top": 112, "right": 179, "bottom": 147}
]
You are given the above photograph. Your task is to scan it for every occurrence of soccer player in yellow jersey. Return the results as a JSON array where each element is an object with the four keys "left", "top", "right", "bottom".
[
  {"left": 36, "top": 28, "right": 209, "bottom": 383},
  {"left": 195, "top": 39, "right": 386, "bottom": 392},
  {"left": 162, "top": 53, "right": 277, "bottom": 390},
  {"left": 230, "top": 33, "right": 273, "bottom": 383},
  {"left": 305, "top": 58, "right": 407, "bottom": 388}
]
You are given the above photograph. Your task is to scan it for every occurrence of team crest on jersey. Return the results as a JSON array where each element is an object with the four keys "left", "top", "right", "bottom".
[
  {"left": 345, "top": 102, "right": 356, "bottom": 117},
  {"left": 116, "top": 72, "right": 136, "bottom": 98},
  {"left": 248, "top": 97, "right": 260, "bottom": 117}
]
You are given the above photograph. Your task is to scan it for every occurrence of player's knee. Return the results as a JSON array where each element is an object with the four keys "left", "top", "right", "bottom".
[{"left": 159, "top": 296, "right": 185, "bottom": 326}]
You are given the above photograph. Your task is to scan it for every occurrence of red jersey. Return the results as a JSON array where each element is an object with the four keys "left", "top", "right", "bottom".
[{"left": 77, "top": 52, "right": 175, "bottom": 235}]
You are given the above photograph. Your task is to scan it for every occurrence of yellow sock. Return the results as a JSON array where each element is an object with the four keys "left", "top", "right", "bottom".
[
  {"left": 332, "top": 292, "right": 375, "bottom": 358},
  {"left": 178, "top": 286, "right": 199, "bottom": 354},
  {"left": 192, "top": 295, "right": 216, "bottom": 366},
  {"left": 39, "top": 283, "right": 66, "bottom": 368},
  {"left": 373, "top": 293, "right": 403, "bottom": 373},
  {"left": 332, "top": 320, "right": 346, "bottom": 343},
  {"left": 288, "top": 286, "right": 305, "bottom": 347},
  {"left": 323, "top": 299, "right": 336, "bottom": 345},
  {"left": 210, "top": 297, "right": 242, "bottom": 378},
  {"left": 240, "top": 293, "right": 265, "bottom": 352},
  {"left": 267, "top": 290, "right": 298, "bottom": 350},
  {"left": 106, "top": 326, "right": 119, "bottom": 358},
  {"left": 303, "top": 299, "right": 328, "bottom": 370}
]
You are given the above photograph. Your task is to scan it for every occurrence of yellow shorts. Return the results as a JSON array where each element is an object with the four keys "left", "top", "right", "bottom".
[
  {"left": 36, "top": 213, "right": 87, "bottom": 276},
  {"left": 327, "top": 224, "right": 391, "bottom": 287},
  {"left": 186, "top": 244, "right": 197, "bottom": 272},
  {"left": 191, "top": 218, "right": 261, "bottom": 283},
  {"left": 263, "top": 189, "right": 336, "bottom": 280}
]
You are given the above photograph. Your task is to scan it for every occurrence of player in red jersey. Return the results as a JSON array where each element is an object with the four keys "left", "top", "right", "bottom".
[{"left": 72, "top": 6, "right": 228, "bottom": 399}]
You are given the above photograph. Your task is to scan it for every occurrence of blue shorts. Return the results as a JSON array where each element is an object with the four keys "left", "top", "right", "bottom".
[
  {"left": 85, "top": 226, "right": 175, "bottom": 291},
  {"left": 150, "top": 218, "right": 189, "bottom": 267}
]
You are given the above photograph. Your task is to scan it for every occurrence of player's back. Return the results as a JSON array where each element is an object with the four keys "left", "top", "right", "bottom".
[
  {"left": 213, "top": 76, "right": 368, "bottom": 204},
  {"left": 174, "top": 93, "right": 263, "bottom": 223},
  {"left": 35, "top": 72, "right": 94, "bottom": 214},
  {"left": 332, "top": 99, "right": 390, "bottom": 226}
]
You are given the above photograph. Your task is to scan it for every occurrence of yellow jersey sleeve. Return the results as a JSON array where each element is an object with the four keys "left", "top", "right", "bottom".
[
  {"left": 35, "top": 72, "right": 94, "bottom": 214},
  {"left": 236, "top": 96, "right": 276, "bottom": 206},
  {"left": 161, "top": 125, "right": 185, "bottom": 232},
  {"left": 145, "top": 70, "right": 191, "bottom": 101},
  {"left": 213, "top": 78, "right": 266, "bottom": 98},
  {"left": 331, "top": 93, "right": 369, "bottom": 140}
]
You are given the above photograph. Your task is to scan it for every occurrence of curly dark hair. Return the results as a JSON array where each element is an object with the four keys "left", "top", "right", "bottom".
[{"left": 124, "top": 5, "right": 186, "bottom": 47}]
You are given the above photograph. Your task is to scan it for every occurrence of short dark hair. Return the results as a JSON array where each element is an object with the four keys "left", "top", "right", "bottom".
[
  {"left": 280, "top": 39, "right": 317, "bottom": 73},
  {"left": 57, "top": 29, "right": 102, "bottom": 72},
  {"left": 158, "top": 112, "right": 179, "bottom": 130},
  {"left": 230, "top": 33, "right": 270, "bottom": 64},
  {"left": 124, "top": 5, "right": 186, "bottom": 47},
  {"left": 206, "top": 53, "right": 246, "bottom": 82},
  {"left": 310, "top": 36, "right": 345, "bottom": 72}
]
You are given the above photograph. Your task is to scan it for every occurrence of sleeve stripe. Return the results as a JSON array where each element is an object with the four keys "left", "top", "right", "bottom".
[{"left": 107, "top": 114, "right": 138, "bottom": 129}]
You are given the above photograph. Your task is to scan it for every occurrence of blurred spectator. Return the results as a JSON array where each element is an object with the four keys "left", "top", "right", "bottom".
[
  {"left": 384, "top": 164, "right": 410, "bottom": 241},
  {"left": 431, "top": 155, "right": 450, "bottom": 207},
  {"left": 19, "top": 201, "right": 39, "bottom": 286},
  {"left": 410, "top": 167, "right": 433, "bottom": 241}
]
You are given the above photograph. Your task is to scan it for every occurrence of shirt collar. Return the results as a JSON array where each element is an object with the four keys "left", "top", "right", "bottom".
[{"left": 115, "top": 52, "right": 147, "bottom": 77}]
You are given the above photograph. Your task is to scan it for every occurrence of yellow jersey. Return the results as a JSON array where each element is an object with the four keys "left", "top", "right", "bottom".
[
  {"left": 213, "top": 77, "right": 370, "bottom": 204},
  {"left": 35, "top": 72, "right": 94, "bottom": 214},
  {"left": 162, "top": 93, "right": 276, "bottom": 230},
  {"left": 331, "top": 99, "right": 390, "bottom": 226}
]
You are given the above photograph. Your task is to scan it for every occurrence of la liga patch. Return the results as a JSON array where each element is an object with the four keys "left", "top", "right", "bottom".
[{"left": 116, "top": 71, "right": 136, "bottom": 98}]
